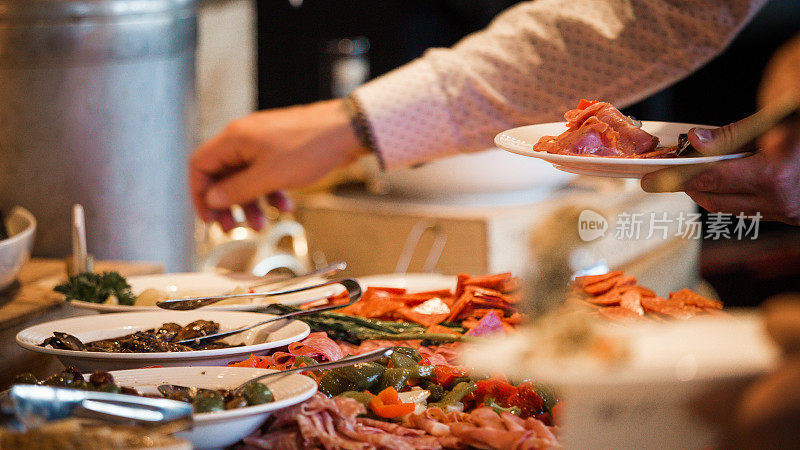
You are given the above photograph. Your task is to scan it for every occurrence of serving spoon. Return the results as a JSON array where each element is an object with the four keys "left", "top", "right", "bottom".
[
  {"left": 158, "top": 347, "right": 394, "bottom": 399},
  {"left": 173, "top": 278, "right": 362, "bottom": 347},
  {"left": 156, "top": 266, "right": 348, "bottom": 311}
]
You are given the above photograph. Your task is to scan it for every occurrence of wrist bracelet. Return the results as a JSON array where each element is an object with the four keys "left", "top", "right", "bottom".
[{"left": 345, "top": 95, "right": 386, "bottom": 170}]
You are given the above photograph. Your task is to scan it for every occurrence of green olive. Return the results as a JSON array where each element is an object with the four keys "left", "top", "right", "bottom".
[
  {"left": 338, "top": 391, "right": 373, "bottom": 406},
  {"left": 192, "top": 389, "right": 224, "bottom": 413},
  {"left": 166, "top": 391, "right": 193, "bottom": 403},
  {"left": 42, "top": 373, "right": 74, "bottom": 388},
  {"left": 392, "top": 347, "right": 422, "bottom": 363},
  {"left": 225, "top": 396, "right": 248, "bottom": 410},
  {"left": 241, "top": 383, "right": 273, "bottom": 406},
  {"left": 336, "top": 363, "right": 385, "bottom": 390},
  {"left": 12, "top": 373, "right": 38, "bottom": 385},
  {"left": 71, "top": 379, "right": 90, "bottom": 391},
  {"left": 318, "top": 371, "right": 355, "bottom": 397},
  {"left": 94, "top": 382, "right": 121, "bottom": 394}
]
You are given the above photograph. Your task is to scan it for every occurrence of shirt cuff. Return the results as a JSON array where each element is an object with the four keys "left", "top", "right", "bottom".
[{"left": 350, "top": 57, "right": 465, "bottom": 171}]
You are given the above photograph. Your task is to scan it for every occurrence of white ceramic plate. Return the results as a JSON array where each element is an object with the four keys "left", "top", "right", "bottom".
[
  {"left": 495, "top": 121, "right": 751, "bottom": 178},
  {"left": 62, "top": 272, "right": 340, "bottom": 313},
  {"left": 358, "top": 273, "right": 457, "bottom": 293},
  {"left": 16, "top": 311, "right": 310, "bottom": 372},
  {"left": 106, "top": 366, "right": 317, "bottom": 449},
  {"left": 461, "top": 312, "right": 779, "bottom": 449}
]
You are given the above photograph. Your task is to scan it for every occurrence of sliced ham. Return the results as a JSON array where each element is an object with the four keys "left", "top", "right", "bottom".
[{"left": 533, "top": 101, "right": 659, "bottom": 157}]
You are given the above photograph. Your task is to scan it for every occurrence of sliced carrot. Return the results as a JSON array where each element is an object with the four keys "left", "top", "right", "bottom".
[
  {"left": 575, "top": 271, "right": 623, "bottom": 288},
  {"left": 454, "top": 274, "right": 471, "bottom": 299},
  {"left": 669, "top": 288, "right": 723, "bottom": 309},
  {"left": 498, "top": 277, "right": 522, "bottom": 293},
  {"left": 463, "top": 272, "right": 512, "bottom": 290},
  {"left": 619, "top": 289, "right": 644, "bottom": 316},
  {"left": 585, "top": 288, "right": 622, "bottom": 306},
  {"left": 446, "top": 291, "right": 474, "bottom": 322}
]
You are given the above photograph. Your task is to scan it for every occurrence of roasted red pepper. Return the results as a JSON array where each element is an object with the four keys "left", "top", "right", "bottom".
[
  {"left": 433, "top": 365, "right": 468, "bottom": 388},
  {"left": 369, "top": 387, "right": 415, "bottom": 418},
  {"left": 506, "top": 381, "right": 545, "bottom": 418}
]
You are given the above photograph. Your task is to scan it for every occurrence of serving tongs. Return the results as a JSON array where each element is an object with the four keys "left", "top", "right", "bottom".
[
  {"left": 650, "top": 94, "right": 800, "bottom": 192},
  {"left": 156, "top": 262, "right": 347, "bottom": 311},
  {"left": 172, "top": 278, "right": 362, "bottom": 347},
  {"left": 1, "top": 385, "right": 193, "bottom": 431}
]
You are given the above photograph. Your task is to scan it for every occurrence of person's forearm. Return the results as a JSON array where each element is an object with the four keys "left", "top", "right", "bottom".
[{"left": 353, "top": 0, "right": 768, "bottom": 170}]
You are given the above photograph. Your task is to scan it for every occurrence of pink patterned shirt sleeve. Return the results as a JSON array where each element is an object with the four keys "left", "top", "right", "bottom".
[{"left": 351, "top": 0, "right": 767, "bottom": 170}]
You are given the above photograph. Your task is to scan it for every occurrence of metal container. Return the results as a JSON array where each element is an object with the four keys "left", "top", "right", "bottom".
[{"left": 0, "top": 0, "right": 198, "bottom": 270}]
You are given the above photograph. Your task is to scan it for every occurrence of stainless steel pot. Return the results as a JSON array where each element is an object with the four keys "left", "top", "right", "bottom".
[{"left": 0, "top": 0, "right": 198, "bottom": 270}]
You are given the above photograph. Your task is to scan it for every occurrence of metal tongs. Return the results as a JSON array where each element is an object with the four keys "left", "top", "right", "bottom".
[
  {"left": 171, "top": 278, "right": 362, "bottom": 347},
  {"left": 651, "top": 94, "right": 800, "bottom": 191},
  {"left": 1, "top": 385, "right": 193, "bottom": 430}
]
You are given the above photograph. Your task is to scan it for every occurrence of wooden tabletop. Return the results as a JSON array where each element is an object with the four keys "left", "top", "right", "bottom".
[{"left": 0, "top": 258, "right": 164, "bottom": 331}]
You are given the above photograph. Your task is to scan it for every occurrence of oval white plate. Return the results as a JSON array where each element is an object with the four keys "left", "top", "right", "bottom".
[
  {"left": 16, "top": 311, "right": 310, "bottom": 372},
  {"left": 358, "top": 273, "right": 457, "bottom": 293},
  {"left": 61, "top": 272, "right": 340, "bottom": 313},
  {"left": 495, "top": 121, "right": 751, "bottom": 178},
  {"left": 105, "top": 366, "right": 317, "bottom": 449}
]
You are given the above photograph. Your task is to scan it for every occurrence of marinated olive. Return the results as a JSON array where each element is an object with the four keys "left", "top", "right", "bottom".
[
  {"left": 338, "top": 391, "right": 373, "bottom": 406},
  {"left": 166, "top": 391, "right": 194, "bottom": 403},
  {"left": 318, "top": 370, "right": 355, "bottom": 397},
  {"left": 120, "top": 386, "right": 139, "bottom": 396},
  {"left": 241, "top": 382, "right": 273, "bottom": 406},
  {"left": 422, "top": 382, "right": 445, "bottom": 403},
  {"left": 193, "top": 389, "right": 224, "bottom": 413},
  {"left": 61, "top": 366, "right": 85, "bottom": 383},
  {"left": 94, "top": 382, "right": 121, "bottom": 394},
  {"left": 12, "top": 373, "right": 38, "bottom": 385},
  {"left": 293, "top": 356, "right": 318, "bottom": 368},
  {"left": 389, "top": 352, "right": 418, "bottom": 369},
  {"left": 336, "top": 363, "right": 385, "bottom": 390},
  {"left": 89, "top": 371, "right": 114, "bottom": 386},
  {"left": 42, "top": 373, "right": 75, "bottom": 387},
  {"left": 377, "top": 368, "right": 412, "bottom": 393},
  {"left": 392, "top": 347, "right": 422, "bottom": 363},
  {"left": 225, "top": 396, "right": 248, "bottom": 410},
  {"left": 71, "top": 379, "right": 89, "bottom": 390}
]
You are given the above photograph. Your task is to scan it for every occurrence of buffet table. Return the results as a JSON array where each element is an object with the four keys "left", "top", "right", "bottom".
[{"left": 0, "top": 259, "right": 163, "bottom": 388}]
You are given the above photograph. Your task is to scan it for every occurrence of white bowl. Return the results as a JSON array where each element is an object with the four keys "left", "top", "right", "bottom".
[
  {"left": 0, "top": 206, "right": 36, "bottom": 291},
  {"left": 461, "top": 313, "right": 779, "bottom": 449},
  {"left": 16, "top": 311, "right": 310, "bottom": 372},
  {"left": 105, "top": 366, "right": 317, "bottom": 449},
  {"left": 363, "top": 149, "right": 575, "bottom": 202}
]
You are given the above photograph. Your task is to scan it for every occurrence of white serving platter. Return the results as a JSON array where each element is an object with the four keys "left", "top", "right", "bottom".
[
  {"left": 58, "top": 272, "right": 339, "bottom": 313},
  {"left": 16, "top": 311, "right": 310, "bottom": 371}
]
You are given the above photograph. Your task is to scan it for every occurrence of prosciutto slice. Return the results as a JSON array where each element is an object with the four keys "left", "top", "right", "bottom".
[
  {"left": 533, "top": 100, "right": 659, "bottom": 157},
  {"left": 244, "top": 394, "right": 443, "bottom": 450}
]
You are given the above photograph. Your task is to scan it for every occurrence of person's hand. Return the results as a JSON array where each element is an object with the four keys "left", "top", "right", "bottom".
[
  {"left": 641, "top": 33, "right": 800, "bottom": 225},
  {"left": 189, "top": 99, "right": 367, "bottom": 231},
  {"left": 640, "top": 131, "right": 800, "bottom": 225}
]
